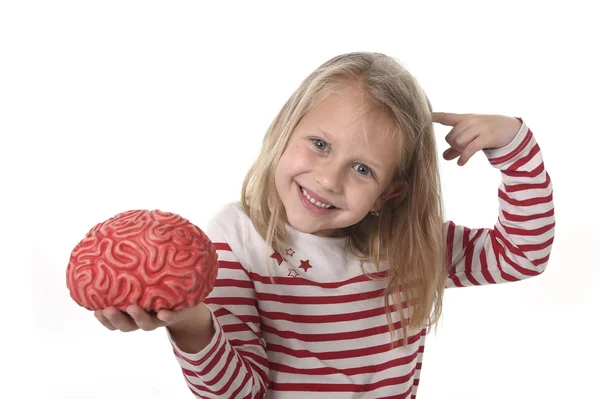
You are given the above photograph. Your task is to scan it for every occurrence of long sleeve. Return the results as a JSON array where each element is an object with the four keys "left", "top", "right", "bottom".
[
  {"left": 445, "top": 119, "right": 555, "bottom": 288},
  {"left": 167, "top": 220, "right": 269, "bottom": 398}
]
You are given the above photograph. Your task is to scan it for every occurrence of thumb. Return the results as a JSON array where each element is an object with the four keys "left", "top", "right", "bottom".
[
  {"left": 157, "top": 302, "right": 206, "bottom": 326},
  {"left": 156, "top": 309, "right": 178, "bottom": 324}
]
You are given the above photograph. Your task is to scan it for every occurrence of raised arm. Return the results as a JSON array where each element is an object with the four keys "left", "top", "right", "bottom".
[{"left": 433, "top": 114, "right": 555, "bottom": 287}]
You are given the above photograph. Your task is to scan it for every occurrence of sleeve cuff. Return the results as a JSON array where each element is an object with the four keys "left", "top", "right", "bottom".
[{"left": 483, "top": 117, "right": 530, "bottom": 164}]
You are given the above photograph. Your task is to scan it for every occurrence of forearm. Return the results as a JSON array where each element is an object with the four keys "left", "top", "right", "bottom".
[
  {"left": 487, "top": 121, "right": 555, "bottom": 267},
  {"left": 167, "top": 303, "right": 215, "bottom": 353},
  {"left": 167, "top": 301, "right": 269, "bottom": 398},
  {"left": 167, "top": 221, "right": 271, "bottom": 397},
  {"left": 445, "top": 121, "right": 555, "bottom": 288}
]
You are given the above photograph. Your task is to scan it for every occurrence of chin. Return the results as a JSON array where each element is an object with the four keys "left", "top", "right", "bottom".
[
  {"left": 287, "top": 215, "right": 347, "bottom": 237},
  {"left": 286, "top": 214, "right": 315, "bottom": 233}
]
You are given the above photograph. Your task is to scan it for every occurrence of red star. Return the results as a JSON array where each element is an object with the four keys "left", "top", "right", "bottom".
[
  {"left": 299, "top": 260, "right": 312, "bottom": 272},
  {"left": 288, "top": 269, "right": 299, "bottom": 278},
  {"left": 270, "top": 251, "right": 283, "bottom": 265},
  {"left": 285, "top": 248, "right": 295, "bottom": 257}
]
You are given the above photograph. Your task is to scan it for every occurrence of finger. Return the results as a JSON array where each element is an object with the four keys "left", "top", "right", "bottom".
[
  {"left": 433, "top": 112, "right": 465, "bottom": 126},
  {"left": 157, "top": 305, "right": 199, "bottom": 325},
  {"left": 457, "top": 137, "right": 486, "bottom": 166},
  {"left": 445, "top": 123, "right": 479, "bottom": 149},
  {"left": 442, "top": 148, "right": 461, "bottom": 161},
  {"left": 95, "top": 312, "right": 117, "bottom": 331},
  {"left": 157, "top": 303, "right": 206, "bottom": 326},
  {"left": 127, "top": 305, "right": 166, "bottom": 331},
  {"left": 104, "top": 307, "right": 139, "bottom": 332},
  {"left": 156, "top": 309, "right": 178, "bottom": 324}
]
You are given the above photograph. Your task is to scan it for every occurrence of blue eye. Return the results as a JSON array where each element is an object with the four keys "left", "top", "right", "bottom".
[
  {"left": 312, "top": 138, "right": 329, "bottom": 151},
  {"left": 354, "top": 164, "right": 372, "bottom": 176}
]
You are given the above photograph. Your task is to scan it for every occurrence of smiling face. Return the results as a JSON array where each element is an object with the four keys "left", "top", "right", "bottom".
[{"left": 274, "top": 82, "right": 405, "bottom": 237}]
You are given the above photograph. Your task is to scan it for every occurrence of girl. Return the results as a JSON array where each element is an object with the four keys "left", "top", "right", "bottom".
[{"left": 95, "top": 52, "right": 555, "bottom": 398}]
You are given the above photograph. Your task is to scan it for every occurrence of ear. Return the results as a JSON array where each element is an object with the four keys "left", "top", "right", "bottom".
[{"left": 371, "top": 180, "right": 408, "bottom": 212}]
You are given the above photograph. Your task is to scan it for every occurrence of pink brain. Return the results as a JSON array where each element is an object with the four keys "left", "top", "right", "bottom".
[{"left": 66, "top": 210, "right": 218, "bottom": 312}]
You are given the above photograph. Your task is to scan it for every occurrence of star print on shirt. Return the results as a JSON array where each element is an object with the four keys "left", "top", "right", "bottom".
[
  {"left": 285, "top": 248, "right": 295, "bottom": 257},
  {"left": 270, "top": 251, "right": 284, "bottom": 265},
  {"left": 299, "top": 260, "right": 313, "bottom": 272},
  {"left": 288, "top": 269, "right": 299, "bottom": 278}
]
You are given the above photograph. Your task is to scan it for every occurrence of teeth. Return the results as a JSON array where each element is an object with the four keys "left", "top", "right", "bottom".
[{"left": 302, "top": 188, "right": 332, "bottom": 209}]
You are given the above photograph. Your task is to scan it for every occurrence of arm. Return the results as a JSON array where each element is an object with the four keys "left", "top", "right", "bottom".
[
  {"left": 443, "top": 118, "right": 555, "bottom": 287},
  {"left": 167, "top": 228, "right": 269, "bottom": 398}
]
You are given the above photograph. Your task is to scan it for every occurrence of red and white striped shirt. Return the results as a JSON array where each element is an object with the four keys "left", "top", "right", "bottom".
[{"left": 168, "top": 119, "right": 555, "bottom": 398}]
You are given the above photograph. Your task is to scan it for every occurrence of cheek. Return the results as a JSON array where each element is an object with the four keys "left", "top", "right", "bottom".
[
  {"left": 275, "top": 151, "right": 292, "bottom": 185},
  {"left": 276, "top": 144, "right": 303, "bottom": 182},
  {"left": 346, "top": 182, "right": 381, "bottom": 208},
  {"left": 286, "top": 144, "right": 315, "bottom": 170}
]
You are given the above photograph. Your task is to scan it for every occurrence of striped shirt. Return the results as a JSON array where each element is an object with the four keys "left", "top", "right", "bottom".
[{"left": 168, "top": 119, "right": 555, "bottom": 398}]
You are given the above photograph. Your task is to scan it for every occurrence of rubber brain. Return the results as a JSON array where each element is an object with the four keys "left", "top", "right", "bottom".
[{"left": 66, "top": 210, "right": 218, "bottom": 312}]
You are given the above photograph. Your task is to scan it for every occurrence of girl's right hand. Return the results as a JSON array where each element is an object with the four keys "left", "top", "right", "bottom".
[{"left": 94, "top": 303, "right": 205, "bottom": 332}]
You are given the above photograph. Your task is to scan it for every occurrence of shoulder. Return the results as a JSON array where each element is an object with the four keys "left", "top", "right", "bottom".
[
  {"left": 207, "top": 201, "right": 248, "bottom": 224},
  {"left": 205, "top": 201, "right": 250, "bottom": 239},
  {"left": 205, "top": 201, "right": 267, "bottom": 272}
]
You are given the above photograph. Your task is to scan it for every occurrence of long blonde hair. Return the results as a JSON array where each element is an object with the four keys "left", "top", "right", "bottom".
[{"left": 241, "top": 52, "right": 446, "bottom": 346}]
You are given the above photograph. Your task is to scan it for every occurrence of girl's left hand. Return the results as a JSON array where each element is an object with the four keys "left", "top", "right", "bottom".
[{"left": 433, "top": 112, "right": 522, "bottom": 166}]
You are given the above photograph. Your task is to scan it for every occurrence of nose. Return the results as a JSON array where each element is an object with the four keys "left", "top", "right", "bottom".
[{"left": 315, "top": 163, "right": 344, "bottom": 194}]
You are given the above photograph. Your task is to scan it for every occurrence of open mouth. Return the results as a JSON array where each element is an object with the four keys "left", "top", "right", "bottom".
[{"left": 297, "top": 184, "right": 338, "bottom": 211}]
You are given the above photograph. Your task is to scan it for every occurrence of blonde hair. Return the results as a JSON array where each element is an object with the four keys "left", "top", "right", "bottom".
[{"left": 241, "top": 52, "right": 446, "bottom": 346}]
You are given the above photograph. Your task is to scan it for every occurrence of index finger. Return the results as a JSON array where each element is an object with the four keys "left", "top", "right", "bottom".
[{"left": 432, "top": 112, "right": 463, "bottom": 126}]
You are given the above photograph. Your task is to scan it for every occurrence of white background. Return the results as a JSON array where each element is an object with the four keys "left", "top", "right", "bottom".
[{"left": 2, "top": 1, "right": 599, "bottom": 398}]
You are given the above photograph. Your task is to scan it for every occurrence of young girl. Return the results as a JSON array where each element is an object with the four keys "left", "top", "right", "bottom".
[{"left": 95, "top": 52, "right": 555, "bottom": 398}]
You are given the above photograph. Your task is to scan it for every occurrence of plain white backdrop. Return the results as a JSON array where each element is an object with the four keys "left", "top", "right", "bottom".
[{"left": 2, "top": 0, "right": 598, "bottom": 398}]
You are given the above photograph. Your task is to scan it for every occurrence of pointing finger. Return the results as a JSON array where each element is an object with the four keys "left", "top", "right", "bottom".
[{"left": 433, "top": 112, "right": 464, "bottom": 126}]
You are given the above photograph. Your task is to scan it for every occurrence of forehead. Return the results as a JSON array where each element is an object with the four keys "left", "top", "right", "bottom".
[{"left": 299, "top": 84, "right": 401, "bottom": 166}]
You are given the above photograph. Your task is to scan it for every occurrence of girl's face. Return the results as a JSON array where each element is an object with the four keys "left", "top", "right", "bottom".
[{"left": 274, "top": 83, "right": 405, "bottom": 237}]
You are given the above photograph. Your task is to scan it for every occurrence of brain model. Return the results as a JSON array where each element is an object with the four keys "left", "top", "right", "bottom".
[{"left": 66, "top": 209, "right": 218, "bottom": 312}]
